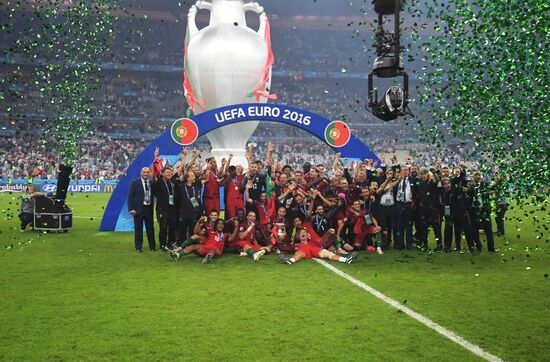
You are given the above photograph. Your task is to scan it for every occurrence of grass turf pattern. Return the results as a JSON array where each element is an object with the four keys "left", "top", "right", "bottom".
[{"left": 0, "top": 193, "right": 548, "bottom": 361}]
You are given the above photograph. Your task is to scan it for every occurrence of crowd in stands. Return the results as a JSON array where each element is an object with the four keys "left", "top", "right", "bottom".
[
  {"left": 0, "top": 125, "right": 473, "bottom": 181},
  {"left": 0, "top": 136, "right": 146, "bottom": 180},
  {"left": 1, "top": 14, "right": 474, "bottom": 182}
]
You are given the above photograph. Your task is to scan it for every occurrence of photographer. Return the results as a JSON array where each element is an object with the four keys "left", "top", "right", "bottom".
[{"left": 19, "top": 185, "right": 40, "bottom": 231}]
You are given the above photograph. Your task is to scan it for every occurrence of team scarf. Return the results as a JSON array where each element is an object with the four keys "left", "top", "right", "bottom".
[
  {"left": 251, "top": 17, "right": 277, "bottom": 102},
  {"left": 183, "top": 25, "right": 206, "bottom": 112}
]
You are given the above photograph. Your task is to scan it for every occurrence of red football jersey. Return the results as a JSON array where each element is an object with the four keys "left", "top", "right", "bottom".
[
  {"left": 255, "top": 201, "right": 270, "bottom": 226},
  {"left": 239, "top": 222, "right": 256, "bottom": 243},
  {"left": 226, "top": 175, "right": 244, "bottom": 200},
  {"left": 302, "top": 222, "right": 323, "bottom": 246},
  {"left": 201, "top": 220, "right": 215, "bottom": 234},
  {"left": 204, "top": 230, "right": 228, "bottom": 249},
  {"left": 204, "top": 171, "right": 220, "bottom": 198}
]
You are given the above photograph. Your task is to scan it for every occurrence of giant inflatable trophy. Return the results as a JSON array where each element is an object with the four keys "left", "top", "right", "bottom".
[{"left": 184, "top": 0, "right": 274, "bottom": 167}]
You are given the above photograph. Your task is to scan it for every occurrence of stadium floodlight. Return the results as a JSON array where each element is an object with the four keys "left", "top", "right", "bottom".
[{"left": 367, "top": 0, "right": 412, "bottom": 121}]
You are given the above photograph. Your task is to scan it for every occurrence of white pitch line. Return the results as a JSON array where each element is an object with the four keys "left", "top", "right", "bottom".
[{"left": 314, "top": 258, "right": 504, "bottom": 362}]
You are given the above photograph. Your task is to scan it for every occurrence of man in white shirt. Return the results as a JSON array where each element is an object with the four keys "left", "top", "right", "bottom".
[
  {"left": 393, "top": 166, "right": 416, "bottom": 250},
  {"left": 377, "top": 169, "right": 399, "bottom": 249}
]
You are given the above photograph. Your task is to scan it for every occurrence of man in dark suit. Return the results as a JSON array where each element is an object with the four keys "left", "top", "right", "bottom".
[
  {"left": 415, "top": 167, "right": 442, "bottom": 250},
  {"left": 128, "top": 167, "right": 156, "bottom": 252},
  {"left": 468, "top": 171, "right": 495, "bottom": 252}
]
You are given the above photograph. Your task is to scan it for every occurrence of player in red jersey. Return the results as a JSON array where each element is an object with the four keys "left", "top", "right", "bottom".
[
  {"left": 235, "top": 210, "right": 271, "bottom": 261},
  {"left": 221, "top": 155, "right": 245, "bottom": 219},
  {"left": 169, "top": 218, "right": 239, "bottom": 264},
  {"left": 278, "top": 228, "right": 358, "bottom": 265},
  {"left": 193, "top": 209, "right": 219, "bottom": 236},
  {"left": 203, "top": 156, "right": 225, "bottom": 215},
  {"left": 268, "top": 206, "right": 295, "bottom": 253},
  {"left": 343, "top": 200, "right": 384, "bottom": 254}
]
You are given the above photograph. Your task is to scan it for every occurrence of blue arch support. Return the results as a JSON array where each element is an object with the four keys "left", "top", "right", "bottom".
[{"left": 100, "top": 103, "right": 379, "bottom": 231}]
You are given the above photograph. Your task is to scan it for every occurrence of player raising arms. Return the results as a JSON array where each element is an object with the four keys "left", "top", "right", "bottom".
[
  {"left": 169, "top": 218, "right": 239, "bottom": 264},
  {"left": 278, "top": 228, "right": 359, "bottom": 265}
]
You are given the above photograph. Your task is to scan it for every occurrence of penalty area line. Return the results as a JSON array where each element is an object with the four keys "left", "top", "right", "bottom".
[{"left": 314, "top": 258, "right": 504, "bottom": 362}]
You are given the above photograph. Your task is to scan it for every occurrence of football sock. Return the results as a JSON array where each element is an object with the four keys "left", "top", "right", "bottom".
[
  {"left": 338, "top": 256, "right": 347, "bottom": 263},
  {"left": 289, "top": 258, "right": 296, "bottom": 263},
  {"left": 180, "top": 238, "right": 196, "bottom": 248},
  {"left": 374, "top": 233, "right": 382, "bottom": 247},
  {"left": 246, "top": 248, "right": 255, "bottom": 257}
]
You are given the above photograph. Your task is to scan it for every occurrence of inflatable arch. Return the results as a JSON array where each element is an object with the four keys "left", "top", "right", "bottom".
[{"left": 100, "top": 103, "right": 379, "bottom": 231}]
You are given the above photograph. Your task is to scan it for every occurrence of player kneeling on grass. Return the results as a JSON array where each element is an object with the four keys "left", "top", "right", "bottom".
[
  {"left": 169, "top": 219, "right": 239, "bottom": 264},
  {"left": 278, "top": 228, "right": 358, "bottom": 265}
]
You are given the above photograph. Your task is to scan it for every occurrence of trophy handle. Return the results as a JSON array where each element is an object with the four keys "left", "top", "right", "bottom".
[
  {"left": 195, "top": 0, "right": 212, "bottom": 10},
  {"left": 257, "top": 12, "right": 267, "bottom": 39},
  {"left": 188, "top": 1, "right": 212, "bottom": 37},
  {"left": 244, "top": 2, "right": 267, "bottom": 38}
]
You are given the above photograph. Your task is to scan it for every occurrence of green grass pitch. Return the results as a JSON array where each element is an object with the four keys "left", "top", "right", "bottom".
[{"left": 0, "top": 192, "right": 549, "bottom": 361}]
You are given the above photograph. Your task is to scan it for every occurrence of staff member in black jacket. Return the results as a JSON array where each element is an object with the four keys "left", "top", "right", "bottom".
[
  {"left": 152, "top": 147, "right": 184, "bottom": 252},
  {"left": 448, "top": 167, "right": 474, "bottom": 252},
  {"left": 415, "top": 167, "right": 442, "bottom": 250},
  {"left": 177, "top": 170, "right": 206, "bottom": 245},
  {"left": 153, "top": 165, "right": 178, "bottom": 252},
  {"left": 241, "top": 149, "right": 266, "bottom": 214},
  {"left": 128, "top": 167, "right": 156, "bottom": 252},
  {"left": 468, "top": 171, "right": 495, "bottom": 252}
]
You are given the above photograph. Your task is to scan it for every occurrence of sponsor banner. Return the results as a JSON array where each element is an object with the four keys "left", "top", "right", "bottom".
[
  {"left": 0, "top": 184, "right": 27, "bottom": 192},
  {"left": 39, "top": 183, "right": 116, "bottom": 193},
  {"left": 0, "top": 179, "right": 118, "bottom": 192},
  {"left": 0, "top": 179, "right": 119, "bottom": 185}
]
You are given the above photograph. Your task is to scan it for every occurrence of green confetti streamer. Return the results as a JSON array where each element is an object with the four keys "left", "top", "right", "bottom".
[
  {"left": 403, "top": 0, "right": 549, "bottom": 208},
  {"left": 1, "top": 0, "right": 122, "bottom": 166}
]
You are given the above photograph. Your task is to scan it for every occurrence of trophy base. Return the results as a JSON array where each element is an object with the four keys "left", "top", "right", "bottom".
[{"left": 210, "top": 148, "right": 250, "bottom": 171}]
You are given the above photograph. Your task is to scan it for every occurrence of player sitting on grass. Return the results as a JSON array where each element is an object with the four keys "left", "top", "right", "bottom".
[
  {"left": 278, "top": 228, "right": 359, "bottom": 265},
  {"left": 235, "top": 210, "right": 271, "bottom": 261},
  {"left": 169, "top": 219, "right": 239, "bottom": 264},
  {"left": 345, "top": 199, "right": 384, "bottom": 254},
  {"left": 194, "top": 209, "right": 219, "bottom": 236}
]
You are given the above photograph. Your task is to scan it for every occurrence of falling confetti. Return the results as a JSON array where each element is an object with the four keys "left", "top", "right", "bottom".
[
  {"left": 402, "top": 0, "right": 549, "bottom": 209},
  {"left": 0, "top": 0, "right": 138, "bottom": 167}
]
